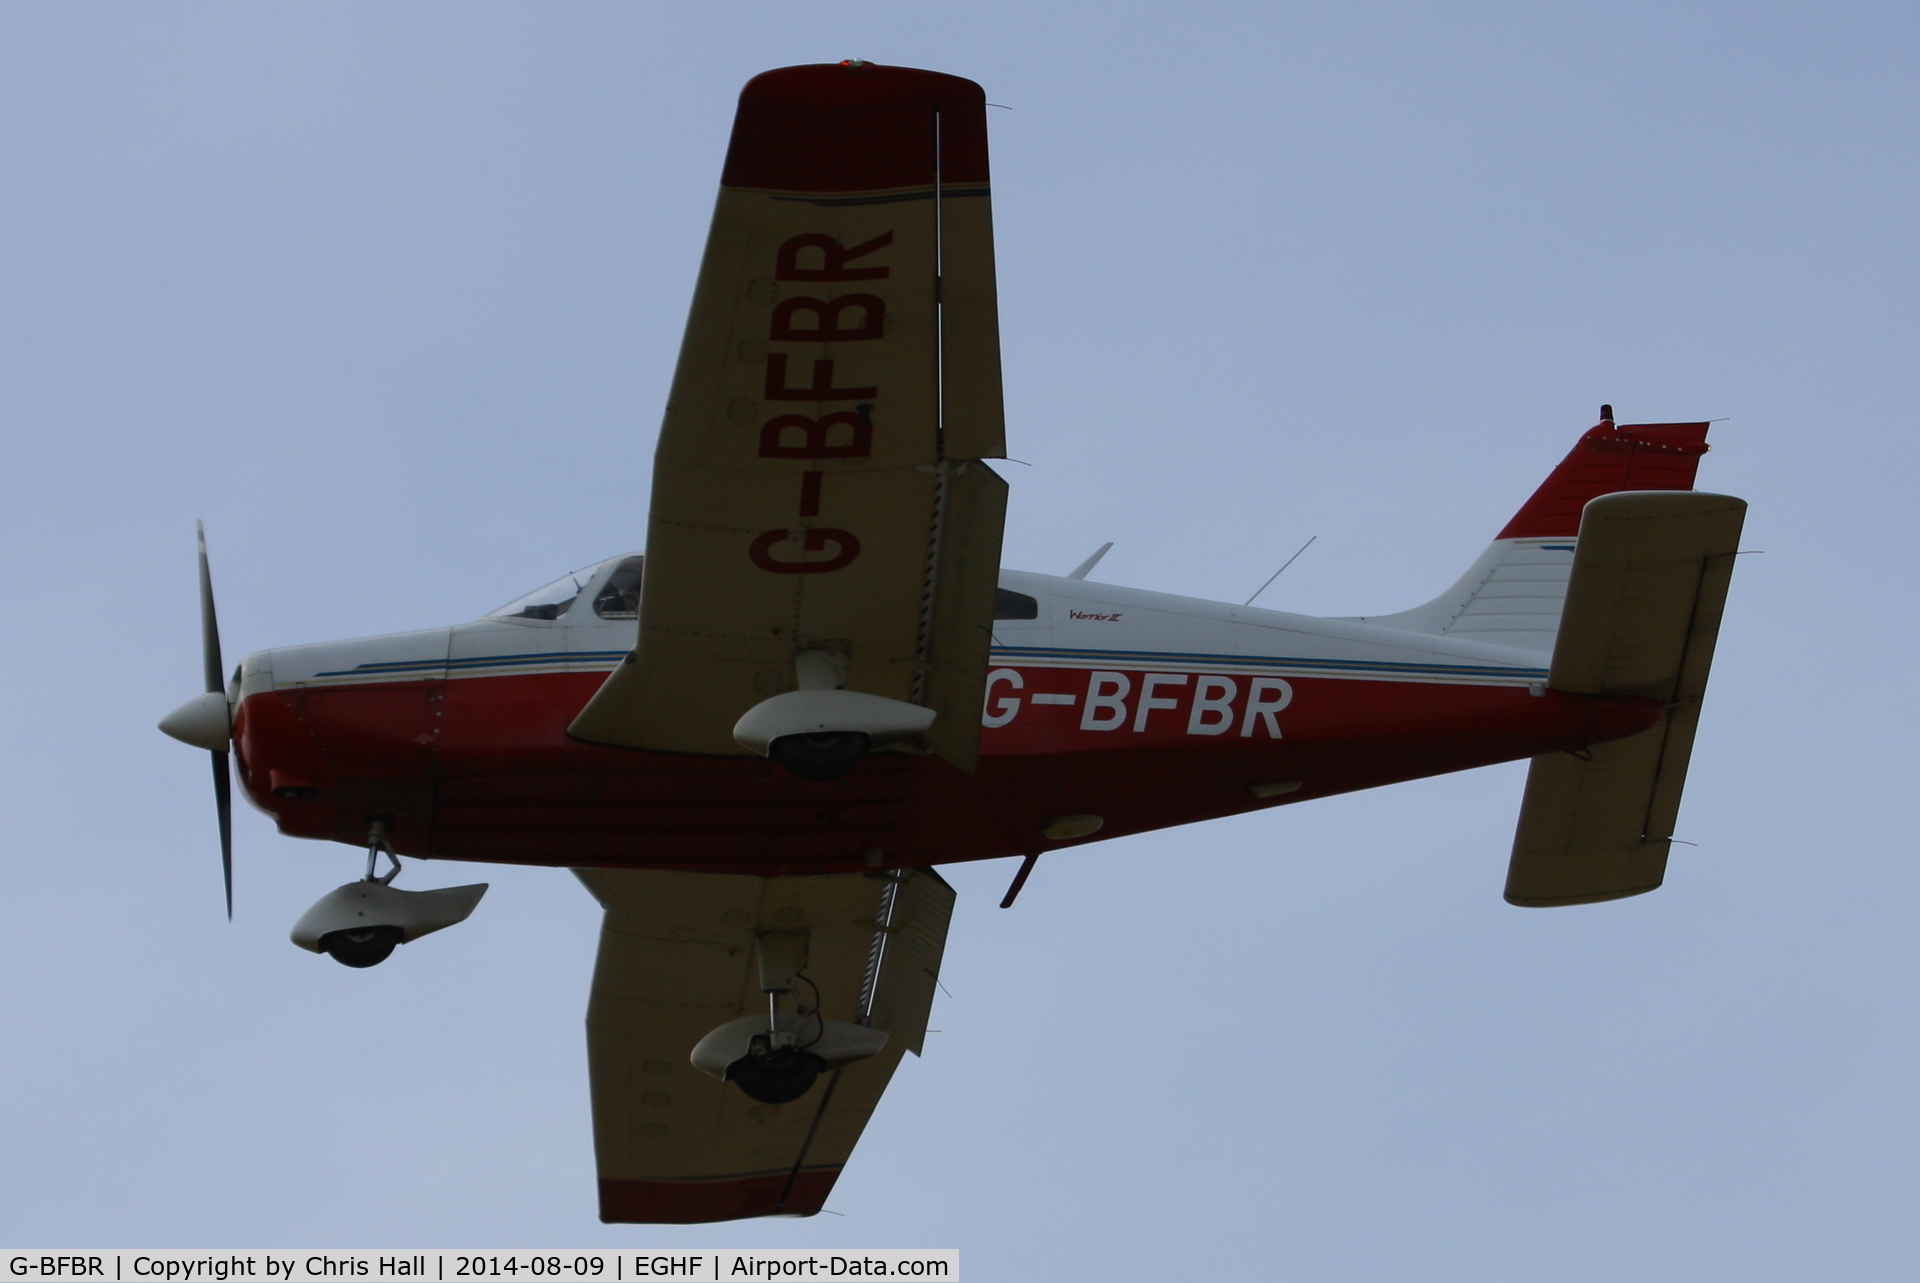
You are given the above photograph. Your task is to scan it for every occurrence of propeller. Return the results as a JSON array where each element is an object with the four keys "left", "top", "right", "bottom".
[
  {"left": 159, "top": 522, "right": 235, "bottom": 917},
  {"left": 200, "top": 522, "right": 234, "bottom": 919}
]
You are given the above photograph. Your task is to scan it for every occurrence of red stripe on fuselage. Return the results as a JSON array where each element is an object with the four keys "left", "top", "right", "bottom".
[{"left": 233, "top": 669, "right": 1658, "bottom": 875}]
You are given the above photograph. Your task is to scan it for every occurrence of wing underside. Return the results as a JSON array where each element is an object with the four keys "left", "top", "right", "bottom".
[
  {"left": 577, "top": 865, "right": 953, "bottom": 1222},
  {"left": 570, "top": 63, "right": 1007, "bottom": 771}
]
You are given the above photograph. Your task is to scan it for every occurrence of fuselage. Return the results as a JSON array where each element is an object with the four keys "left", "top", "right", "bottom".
[{"left": 229, "top": 556, "right": 1659, "bottom": 876}]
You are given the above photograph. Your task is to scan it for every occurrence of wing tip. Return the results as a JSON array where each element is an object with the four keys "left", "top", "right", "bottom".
[
  {"left": 724, "top": 63, "right": 990, "bottom": 192},
  {"left": 597, "top": 1170, "right": 842, "bottom": 1223},
  {"left": 739, "top": 62, "right": 986, "bottom": 109}
]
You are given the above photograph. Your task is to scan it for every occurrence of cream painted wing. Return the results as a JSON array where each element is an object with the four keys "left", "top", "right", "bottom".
[
  {"left": 576, "top": 865, "right": 954, "bottom": 1223},
  {"left": 570, "top": 63, "right": 1006, "bottom": 771}
]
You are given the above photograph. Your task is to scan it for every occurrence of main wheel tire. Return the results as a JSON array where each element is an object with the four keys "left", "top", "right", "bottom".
[
  {"left": 319, "top": 924, "right": 404, "bottom": 968},
  {"left": 769, "top": 731, "right": 871, "bottom": 782},
  {"left": 726, "top": 1048, "right": 827, "bottom": 1104}
]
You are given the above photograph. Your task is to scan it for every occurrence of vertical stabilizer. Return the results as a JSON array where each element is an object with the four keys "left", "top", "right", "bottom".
[
  {"left": 1496, "top": 410, "right": 1711, "bottom": 540},
  {"left": 1353, "top": 410, "right": 1713, "bottom": 653}
]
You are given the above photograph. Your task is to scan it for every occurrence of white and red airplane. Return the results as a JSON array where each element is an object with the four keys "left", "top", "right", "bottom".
[{"left": 159, "top": 62, "right": 1746, "bottom": 1224}]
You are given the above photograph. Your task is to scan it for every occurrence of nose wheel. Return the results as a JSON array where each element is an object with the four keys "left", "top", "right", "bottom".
[
  {"left": 319, "top": 924, "right": 403, "bottom": 968},
  {"left": 290, "top": 822, "right": 489, "bottom": 968},
  {"left": 314, "top": 825, "right": 407, "bottom": 967}
]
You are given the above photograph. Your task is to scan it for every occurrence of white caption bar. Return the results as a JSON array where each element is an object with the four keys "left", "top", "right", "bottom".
[{"left": 3, "top": 1255, "right": 957, "bottom": 1283}]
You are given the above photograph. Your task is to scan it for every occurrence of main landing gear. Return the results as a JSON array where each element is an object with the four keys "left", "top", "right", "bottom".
[
  {"left": 689, "top": 929, "right": 890, "bottom": 1102},
  {"left": 731, "top": 685, "right": 936, "bottom": 782},
  {"left": 768, "top": 731, "right": 871, "bottom": 783},
  {"left": 729, "top": 997, "right": 830, "bottom": 1105}
]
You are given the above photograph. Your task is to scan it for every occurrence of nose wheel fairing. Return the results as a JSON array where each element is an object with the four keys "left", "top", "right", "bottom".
[{"left": 290, "top": 827, "right": 488, "bottom": 967}]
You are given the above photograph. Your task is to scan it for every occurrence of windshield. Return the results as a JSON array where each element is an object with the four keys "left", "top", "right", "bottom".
[
  {"left": 487, "top": 564, "right": 600, "bottom": 620},
  {"left": 592, "top": 556, "right": 644, "bottom": 619}
]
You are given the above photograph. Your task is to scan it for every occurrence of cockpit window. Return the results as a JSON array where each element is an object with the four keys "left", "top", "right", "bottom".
[
  {"left": 995, "top": 588, "right": 1040, "bottom": 620},
  {"left": 593, "top": 556, "right": 645, "bottom": 619},
  {"left": 488, "top": 565, "right": 598, "bottom": 620}
]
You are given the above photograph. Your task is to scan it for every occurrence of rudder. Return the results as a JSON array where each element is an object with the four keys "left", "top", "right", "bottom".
[{"left": 1497, "top": 407, "right": 1711, "bottom": 540}]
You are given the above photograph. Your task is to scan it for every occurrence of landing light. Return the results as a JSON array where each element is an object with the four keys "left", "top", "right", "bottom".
[{"left": 1041, "top": 814, "right": 1104, "bottom": 841}]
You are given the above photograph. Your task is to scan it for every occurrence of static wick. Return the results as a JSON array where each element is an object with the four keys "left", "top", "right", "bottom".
[{"left": 1245, "top": 535, "right": 1317, "bottom": 607}]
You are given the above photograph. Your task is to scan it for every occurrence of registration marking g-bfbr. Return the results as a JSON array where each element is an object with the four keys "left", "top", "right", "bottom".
[
  {"left": 984, "top": 668, "right": 1293, "bottom": 737},
  {"left": 749, "top": 231, "right": 893, "bottom": 575}
]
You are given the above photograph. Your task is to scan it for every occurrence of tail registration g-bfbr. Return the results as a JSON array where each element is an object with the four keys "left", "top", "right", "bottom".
[{"left": 157, "top": 62, "right": 1748, "bottom": 1223}]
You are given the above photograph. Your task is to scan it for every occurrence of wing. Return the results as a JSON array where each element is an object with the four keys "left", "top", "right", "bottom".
[
  {"left": 576, "top": 865, "right": 954, "bottom": 1223},
  {"left": 1505, "top": 490, "right": 1747, "bottom": 906},
  {"left": 569, "top": 63, "right": 1007, "bottom": 771}
]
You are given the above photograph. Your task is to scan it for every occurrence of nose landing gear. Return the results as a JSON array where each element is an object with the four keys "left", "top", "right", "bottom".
[
  {"left": 290, "top": 821, "right": 489, "bottom": 968},
  {"left": 317, "top": 824, "right": 407, "bottom": 968},
  {"left": 320, "top": 924, "right": 405, "bottom": 968}
]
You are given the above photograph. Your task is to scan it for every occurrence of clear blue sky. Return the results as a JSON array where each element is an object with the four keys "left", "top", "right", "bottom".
[{"left": 2, "top": 2, "right": 1916, "bottom": 1276}]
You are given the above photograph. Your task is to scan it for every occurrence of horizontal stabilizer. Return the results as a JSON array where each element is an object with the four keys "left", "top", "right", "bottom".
[{"left": 1505, "top": 491, "right": 1746, "bottom": 907}]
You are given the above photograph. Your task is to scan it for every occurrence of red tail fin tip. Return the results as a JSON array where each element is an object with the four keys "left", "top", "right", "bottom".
[{"left": 1495, "top": 415, "right": 1711, "bottom": 541}]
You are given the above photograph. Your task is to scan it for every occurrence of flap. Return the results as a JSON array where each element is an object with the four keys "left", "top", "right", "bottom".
[
  {"left": 1506, "top": 489, "right": 1746, "bottom": 907},
  {"left": 575, "top": 864, "right": 954, "bottom": 1222},
  {"left": 859, "top": 864, "right": 955, "bottom": 1056},
  {"left": 568, "top": 63, "right": 1006, "bottom": 770}
]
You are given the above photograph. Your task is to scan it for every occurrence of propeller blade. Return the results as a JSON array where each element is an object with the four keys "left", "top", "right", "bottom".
[
  {"left": 197, "top": 522, "right": 233, "bottom": 918},
  {"left": 197, "top": 520, "right": 224, "bottom": 695},
  {"left": 214, "top": 749, "right": 233, "bottom": 919}
]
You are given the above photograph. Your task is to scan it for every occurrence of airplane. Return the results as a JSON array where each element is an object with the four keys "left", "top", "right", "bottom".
[{"left": 157, "top": 61, "right": 1747, "bottom": 1224}]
